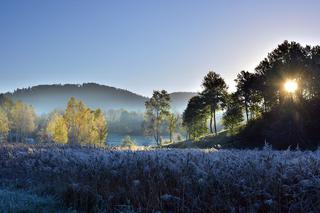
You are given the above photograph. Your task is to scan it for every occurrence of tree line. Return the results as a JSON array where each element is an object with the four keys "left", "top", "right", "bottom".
[
  {"left": 0, "top": 92, "right": 185, "bottom": 147},
  {"left": 182, "top": 40, "right": 320, "bottom": 148},
  {"left": 0, "top": 96, "right": 108, "bottom": 146}
]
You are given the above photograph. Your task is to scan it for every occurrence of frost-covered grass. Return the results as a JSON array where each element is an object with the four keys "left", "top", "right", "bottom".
[
  {"left": 0, "top": 188, "right": 74, "bottom": 212},
  {"left": 0, "top": 143, "right": 319, "bottom": 212}
]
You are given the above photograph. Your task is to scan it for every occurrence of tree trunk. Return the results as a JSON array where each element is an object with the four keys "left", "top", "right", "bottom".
[
  {"left": 213, "top": 108, "right": 217, "bottom": 136},
  {"left": 263, "top": 96, "right": 267, "bottom": 113},
  {"left": 155, "top": 124, "right": 161, "bottom": 146},
  {"left": 157, "top": 131, "right": 159, "bottom": 146},
  {"left": 153, "top": 133, "right": 157, "bottom": 144},
  {"left": 245, "top": 99, "right": 249, "bottom": 123},
  {"left": 156, "top": 110, "right": 161, "bottom": 146},
  {"left": 210, "top": 105, "right": 213, "bottom": 134}
]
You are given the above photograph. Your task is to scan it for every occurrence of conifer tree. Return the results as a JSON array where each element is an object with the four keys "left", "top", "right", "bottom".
[
  {"left": 202, "top": 71, "right": 228, "bottom": 135},
  {"left": 144, "top": 90, "right": 171, "bottom": 146}
]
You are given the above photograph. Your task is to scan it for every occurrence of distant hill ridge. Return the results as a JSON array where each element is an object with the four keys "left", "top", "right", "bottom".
[{"left": 3, "top": 83, "right": 196, "bottom": 114}]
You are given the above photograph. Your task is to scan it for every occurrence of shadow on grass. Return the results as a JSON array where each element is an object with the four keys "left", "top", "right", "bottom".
[
  {"left": 164, "top": 128, "right": 244, "bottom": 149},
  {"left": 0, "top": 188, "right": 74, "bottom": 212}
]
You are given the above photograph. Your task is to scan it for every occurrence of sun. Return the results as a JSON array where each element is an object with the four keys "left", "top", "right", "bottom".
[{"left": 284, "top": 79, "right": 298, "bottom": 93}]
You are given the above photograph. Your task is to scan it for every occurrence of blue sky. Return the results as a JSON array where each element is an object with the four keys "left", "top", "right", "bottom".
[{"left": 1, "top": 0, "right": 320, "bottom": 96}]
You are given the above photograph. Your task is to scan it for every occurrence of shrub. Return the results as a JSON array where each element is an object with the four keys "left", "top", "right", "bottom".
[{"left": 121, "top": 136, "right": 136, "bottom": 148}]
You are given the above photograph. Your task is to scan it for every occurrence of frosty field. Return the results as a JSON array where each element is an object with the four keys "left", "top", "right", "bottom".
[{"left": 0, "top": 144, "right": 319, "bottom": 212}]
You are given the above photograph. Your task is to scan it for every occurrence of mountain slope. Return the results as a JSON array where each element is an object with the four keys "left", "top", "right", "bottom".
[
  {"left": 4, "top": 83, "right": 195, "bottom": 114},
  {"left": 170, "top": 92, "right": 197, "bottom": 112}
]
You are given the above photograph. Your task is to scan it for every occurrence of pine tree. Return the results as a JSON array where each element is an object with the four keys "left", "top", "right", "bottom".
[
  {"left": 144, "top": 90, "right": 171, "bottom": 146},
  {"left": 202, "top": 71, "right": 228, "bottom": 135},
  {"left": 183, "top": 95, "right": 208, "bottom": 139},
  {"left": 222, "top": 93, "right": 244, "bottom": 134}
]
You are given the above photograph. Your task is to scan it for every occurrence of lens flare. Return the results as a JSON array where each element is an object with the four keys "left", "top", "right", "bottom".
[{"left": 284, "top": 80, "right": 298, "bottom": 93}]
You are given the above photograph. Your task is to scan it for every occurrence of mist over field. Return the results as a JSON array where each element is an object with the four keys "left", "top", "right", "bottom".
[{"left": 4, "top": 83, "right": 196, "bottom": 114}]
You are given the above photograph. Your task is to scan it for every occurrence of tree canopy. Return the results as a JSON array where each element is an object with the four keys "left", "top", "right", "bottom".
[
  {"left": 144, "top": 90, "right": 171, "bottom": 146},
  {"left": 183, "top": 40, "right": 320, "bottom": 149},
  {"left": 63, "top": 97, "right": 108, "bottom": 146},
  {"left": 201, "top": 71, "right": 228, "bottom": 135}
]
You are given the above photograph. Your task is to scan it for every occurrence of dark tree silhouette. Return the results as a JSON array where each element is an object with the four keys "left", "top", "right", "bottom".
[
  {"left": 222, "top": 93, "right": 244, "bottom": 134},
  {"left": 201, "top": 71, "right": 227, "bottom": 135},
  {"left": 182, "top": 95, "right": 208, "bottom": 139},
  {"left": 238, "top": 41, "right": 320, "bottom": 149},
  {"left": 235, "top": 71, "right": 263, "bottom": 122},
  {"left": 235, "top": 71, "right": 254, "bottom": 122}
]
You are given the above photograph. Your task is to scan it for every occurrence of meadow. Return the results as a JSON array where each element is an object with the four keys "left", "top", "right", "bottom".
[
  {"left": 0, "top": 143, "right": 319, "bottom": 212},
  {"left": 1, "top": 1, "right": 320, "bottom": 212}
]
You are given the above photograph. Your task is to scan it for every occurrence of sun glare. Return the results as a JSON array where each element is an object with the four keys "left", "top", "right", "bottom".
[{"left": 284, "top": 80, "right": 298, "bottom": 93}]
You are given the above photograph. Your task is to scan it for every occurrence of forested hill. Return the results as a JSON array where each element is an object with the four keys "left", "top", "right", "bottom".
[
  {"left": 169, "top": 92, "right": 198, "bottom": 112},
  {"left": 3, "top": 83, "right": 196, "bottom": 114}
]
